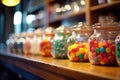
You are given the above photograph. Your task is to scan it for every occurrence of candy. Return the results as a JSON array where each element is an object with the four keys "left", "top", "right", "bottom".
[
  {"left": 106, "top": 47, "right": 111, "bottom": 53},
  {"left": 89, "top": 39, "right": 116, "bottom": 65},
  {"left": 67, "top": 41, "right": 89, "bottom": 62},
  {"left": 95, "top": 48, "right": 100, "bottom": 54},
  {"left": 40, "top": 40, "right": 52, "bottom": 57},
  {"left": 100, "top": 47, "right": 105, "bottom": 53},
  {"left": 98, "top": 42, "right": 103, "bottom": 48},
  {"left": 52, "top": 35, "right": 68, "bottom": 59}
]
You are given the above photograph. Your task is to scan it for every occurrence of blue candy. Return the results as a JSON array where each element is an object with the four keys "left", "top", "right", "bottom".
[{"left": 100, "top": 47, "right": 105, "bottom": 53}]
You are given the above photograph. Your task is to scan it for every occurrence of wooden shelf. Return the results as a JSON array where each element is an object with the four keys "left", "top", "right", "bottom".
[
  {"left": 50, "top": 8, "right": 85, "bottom": 23},
  {"left": 91, "top": 1, "right": 120, "bottom": 11},
  {"left": 28, "top": 4, "right": 44, "bottom": 14},
  {"left": 0, "top": 50, "right": 120, "bottom": 80}
]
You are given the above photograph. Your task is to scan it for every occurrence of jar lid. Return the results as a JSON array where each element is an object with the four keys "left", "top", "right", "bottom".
[
  {"left": 45, "top": 27, "right": 55, "bottom": 35},
  {"left": 93, "top": 22, "right": 120, "bottom": 31},
  {"left": 34, "top": 28, "right": 43, "bottom": 36},
  {"left": 56, "top": 25, "right": 71, "bottom": 35},
  {"left": 27, "top": 32, "right": 34, "bottom": 38},
  {"left": 15, "top": 33, "right": 20, "bottom": 39},
  {"left": 21, "top": 32, "right": 27, "bottom": 38},
  {"left": 76, "top": 22, "right": 93, "bottom": 32},
  {"left": 72, "top": 25, "right": 77, "bottom": 31}
]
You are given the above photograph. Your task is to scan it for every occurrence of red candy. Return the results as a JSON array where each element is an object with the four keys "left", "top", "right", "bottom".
[{"left": 89, "top": 39, "right": 117, "bottom": 65}]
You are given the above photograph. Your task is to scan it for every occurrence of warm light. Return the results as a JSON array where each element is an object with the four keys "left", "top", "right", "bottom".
[
  {"left": 73, "top": 2, "right": 79, "bottom": 12},
  {"left": 2, "top": 0, "right": 21, "bottom": 7},
  {"left": 14, "top": 11, "right": 22, "bottom": 25},
  {"left": 56, "top": 7, "right": 61, "bottom": 13},
  {"left": 80, "top": 0, "right": 85, "bottom": 5},
  {"left": 61, "top": 7, "right": 66, "bottom": 12},
  {"left": 65, "top": 4, "right": 71, "bottom": 11},
  {"left": 26, "top": 15, "right": 36, "bottom": 24}
]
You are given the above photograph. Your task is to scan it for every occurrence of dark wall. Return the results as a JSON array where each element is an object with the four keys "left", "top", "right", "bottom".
[
  {"left": 4, "top": 7, "right": 15, "bottom": 42},
  {"left": 0, "top": 2, "right": 15, "bottom": 43}
]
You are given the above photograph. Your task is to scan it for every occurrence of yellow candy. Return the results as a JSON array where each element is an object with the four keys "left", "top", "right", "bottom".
[
  {"left": 76, "top": 51, "right": 81, "bottom": 56},
  {"left": 84, "top": 54, "right": 88, "bottom": 60},
  {"left": 106, "top": 47, "right": 111, "bottom": 53},
  {"left": 79, "top": 48, "right": 85, "bottom": 53},
  {"left": 68, "top": 44, "right": 78, "bottom": 51},
  {"left": 82, "top": 42, "right": 88, "bottom": 48},
  {"left": 85, "top": 49, "right": 88, "bottom": 54},
  {"left": 68, "top": 46, "right": 72, "bottom": 51},
  {"left": 98, "top": 42, "right": 103, "bottom": 48},
  {"left": 69, "top": 53, "right": 75, "bottom": 60}
]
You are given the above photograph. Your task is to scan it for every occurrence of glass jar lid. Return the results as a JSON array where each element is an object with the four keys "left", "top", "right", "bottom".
[
  {"left": 93, "top": 22, "right": 120, "bottom": 31},
  {"left": 76, "top": 22, "right": 93, "bottom": 32},
  {"left": 27, "top": 32, "right": 34, "bottom": 38},
  {"left": 56, "top": 25, "right": 71, "bottom": 35},
  {"left": 56, "top": 25, "right": 71, "bottom": 34},
  {"left": 21, "top": 32, "right": 26, "bottom": 38},
  {"left": 45, "top": 27, "right": 55, "bottom": 35},
  {"left": 34, "top": 28, "right": 43, "bottom": 36}
]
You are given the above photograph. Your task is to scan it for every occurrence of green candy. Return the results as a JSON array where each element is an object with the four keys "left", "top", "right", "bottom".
[
  {"left": 78, "top": 54, "right": 83, "bottom": 59},
  {"left": 95, "top": 48, "right": 100, "bottom": 54}
]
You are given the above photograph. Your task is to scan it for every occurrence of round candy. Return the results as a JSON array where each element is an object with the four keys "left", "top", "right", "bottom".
[
  {"left": 100, "top": 47, "right": 105, "bottom": 53},
  {"left": 95, "top": 48, "right": 100, "bottom": 54},
  {"left": 98, "top": 42, "right": 103, "bottom": 48},
  {"left": 89, "top": 39, "right": 116, "bottom": 65},
  {"left": 106, "top": 47, "right": 111, "bottom": 53}
]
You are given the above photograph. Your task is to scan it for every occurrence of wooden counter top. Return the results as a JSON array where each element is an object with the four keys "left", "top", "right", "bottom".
[{"left": 0, "top": 50, "right": 120, "bottom": 80}]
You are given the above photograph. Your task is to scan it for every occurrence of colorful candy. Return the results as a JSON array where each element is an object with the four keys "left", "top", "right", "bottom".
[
  {"left": 40, "top": 27, "right": 54, "bottom": 57},
  {"left": 52, "top": 35, "right": 68, "bottom": 58},
  {"left": 23, "top": 32, "right": 33, "bottom": 55},
  {"left": 89, "top": 39, "right": 117, "bottom": 65},
  {"left": 40, "top": 39, "right": 52, "bottom": 57},
  {"left": 68, "top": 42, "right": 89, "bottom": 62},
  {"left": 52, "top": 26, "right": 71, "bottom": 59}
]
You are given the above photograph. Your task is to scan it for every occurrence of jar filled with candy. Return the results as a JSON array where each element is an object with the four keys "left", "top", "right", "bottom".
[
  {"left": 17, "top": 32, "right": 26, "bottom": 54},
  {"left": 40, "top": 27, "right": 54, "bottom": 57},
  {"left": 115, "top": 32, "right": 120, "bottom": 66},
  {"left": 67, "top": 22, "right": 93, "bottom": 62},
  {"left": 52, "top": 25, "right": 71, "bottom": 59},
  {"left": 13, "top": 34, "right": 20, "bottom": 53},
  {"left": 31, "top": 28, "right": 43, "bottom": 55},
  {"left": 89, "top": 23, "right": 120, "bottom": 66},
  {"left": 23, "top": 32, "right": 33, "bottom": 55}
]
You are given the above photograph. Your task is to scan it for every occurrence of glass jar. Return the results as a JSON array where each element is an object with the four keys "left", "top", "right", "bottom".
[
  {"left": 40, "top": 27, "right": 54, "bottom": 57},
  {"left": 30, "top": 28, "right": 43, "bottom": 55},
  {"left": 116, "top": 33, "right": 120, "bottom": 66},
  {"left": 6, "top": 34, "right": 15, "bottom": 53},
  {"left": 89, "top": 24, "right": 119, "bottom": 66},
  {"left": 13, "top": 34, "right": 20, "bottom": 53},
  {"left": 52, "top": 25, "right": 71, "bottom": 59},
  {"left": 67, "top": 22, "right": 93, "bottom": 62},
  {"left": 23, "top": 32, "right": 33, "bottom": 55},
  {"left": 17, "top": 32, "right": 26, "bottom": 54}
]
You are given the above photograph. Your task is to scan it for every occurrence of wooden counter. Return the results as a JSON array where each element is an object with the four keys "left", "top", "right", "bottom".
[{"left": 0, "top": 50, "right": 120, "bottom": 80}]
